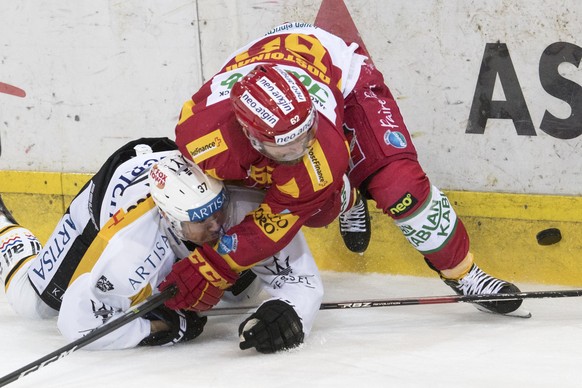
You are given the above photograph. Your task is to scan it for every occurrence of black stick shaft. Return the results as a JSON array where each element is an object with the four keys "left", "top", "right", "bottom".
[
  {"left": 202, "top": 289, "right": 582, "bottom": 316},
  {"left": 318, "top": 289, "right": 582, "bottom": 309},
  {"left": 0, "top": 286, "right": 176, "bottom": 387}
]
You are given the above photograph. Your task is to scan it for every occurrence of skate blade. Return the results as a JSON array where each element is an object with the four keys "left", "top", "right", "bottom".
[{"left": 475, "top": 304, "right": 532, "bottom": 319}]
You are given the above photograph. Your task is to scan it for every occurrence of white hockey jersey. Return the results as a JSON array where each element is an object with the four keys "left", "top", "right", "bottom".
[
  {"left": 3, "top": 139, "right": 323, "bottom": 350},
  {"left": 58, "top": 184, "right": 323, "bottom": 350}
]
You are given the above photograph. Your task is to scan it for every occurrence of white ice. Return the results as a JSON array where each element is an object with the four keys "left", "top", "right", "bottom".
[{"left": 1, "top": 271, "right": 581, "bottom": 388}]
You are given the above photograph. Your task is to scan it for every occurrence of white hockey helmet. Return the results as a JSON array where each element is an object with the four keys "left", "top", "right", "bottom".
[{"left": 148, "top": 151, "right": 227, "bottom": 240}]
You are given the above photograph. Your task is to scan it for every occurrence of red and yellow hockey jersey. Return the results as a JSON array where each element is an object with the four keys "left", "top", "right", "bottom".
[{"left": 175, "top": 22, "right": 367, "bottom": 271}]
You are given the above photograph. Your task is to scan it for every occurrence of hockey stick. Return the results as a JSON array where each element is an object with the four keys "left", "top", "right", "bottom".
[
  {"left": 202, "top": 288, "right": 582, "bottom": 316},
  {"left": 0, "top": 285, "right": 176, "bottom": 387}
]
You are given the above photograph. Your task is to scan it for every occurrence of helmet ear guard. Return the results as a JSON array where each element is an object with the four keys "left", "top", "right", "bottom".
[{"left": 148, "top": 151, "right": 227, "bottom": 240}]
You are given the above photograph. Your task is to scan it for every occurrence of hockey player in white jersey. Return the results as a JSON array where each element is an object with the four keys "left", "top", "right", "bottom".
[{"left": 0, "top": 137, "right": 322, "bottom": 353}]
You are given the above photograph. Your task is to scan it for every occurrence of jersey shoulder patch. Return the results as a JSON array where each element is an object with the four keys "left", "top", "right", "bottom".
[
  {"left": 186, "top": 128, "right": 229, "bottom": 164},
  {"left": 302, "top": 139, "right": 334, "bottom": 192}
]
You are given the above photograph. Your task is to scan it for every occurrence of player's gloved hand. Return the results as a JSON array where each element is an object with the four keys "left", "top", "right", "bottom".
[
  {"left": 238, "top": 300, "right": 304, "bottom": 353},
  {"left": 159, "top": 247, "right": 238, "bottom": 311},
  {"left": 139, "top": 305, "right": 207, "bottom": 346}
]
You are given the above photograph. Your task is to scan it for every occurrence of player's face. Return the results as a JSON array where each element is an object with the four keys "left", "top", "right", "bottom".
[{"left": 180, "top": 209, "right": 226, "bottom": 246}]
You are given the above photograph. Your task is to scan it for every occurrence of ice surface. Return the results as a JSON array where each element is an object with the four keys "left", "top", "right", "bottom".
[{"left": 2, "top": 272, "right": 581, "bottom": 388}]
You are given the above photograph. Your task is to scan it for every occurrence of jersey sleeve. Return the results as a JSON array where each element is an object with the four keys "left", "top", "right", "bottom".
[
  {"left": 175, "top": 89, "right": 260, "bottom": 182},
  {"left": 57, "top": 273, "right": 151, "bottom": 350},
  {"left": 57, "top": 207, "right": 176, "bottom": 350}
]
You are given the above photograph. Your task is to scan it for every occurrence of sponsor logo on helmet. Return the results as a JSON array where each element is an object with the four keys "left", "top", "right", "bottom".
[
  {"left": 273, "top": 67, "right": 307, "bottom": 102},
  {"left": 273, "top": 108, "right": 315, "bottom": 145},
  {"left": 149, "top": 165, "right": 167, "bottom": 188},
  {"left": 217, "top": 233, "right": 238, "bottom": 255},
  {"left": 257, "top": 76, "right": 294, "bottom": 114},
  {"left": 187, "top": 189, "right": 226, "bottom": 221},
  {"left": 240, "top": 90, "right": 279, "bottom": 128}
]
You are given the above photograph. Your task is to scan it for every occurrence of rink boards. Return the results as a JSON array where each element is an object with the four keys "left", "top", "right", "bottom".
[{"left": 2, "top": 170, "right": 580, "bottom": 287}]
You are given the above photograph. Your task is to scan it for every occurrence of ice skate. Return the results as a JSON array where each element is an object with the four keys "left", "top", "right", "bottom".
[
  {"left": 339, "top": 191, "right": 371, "bottom": 253},
  {"left": 442, "top": 263, "right": 530, "bottom": 318}
]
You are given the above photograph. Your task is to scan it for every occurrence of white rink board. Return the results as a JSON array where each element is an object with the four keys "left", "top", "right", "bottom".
[{"left": 0, "top": 0, "right": 581, "bottom": 195}]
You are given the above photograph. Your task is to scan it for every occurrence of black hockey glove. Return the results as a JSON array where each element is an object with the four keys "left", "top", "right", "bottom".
[
  {"left": 139, "top": 305, "right": 207, "bottom": 346},
  {"left": 238, "top": 300, "right": 304, "bottom": 354}
]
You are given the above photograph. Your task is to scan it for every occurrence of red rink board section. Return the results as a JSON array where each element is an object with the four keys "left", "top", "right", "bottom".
[{"left": 314, "top": 0, "right": 372, "bottom": 60}]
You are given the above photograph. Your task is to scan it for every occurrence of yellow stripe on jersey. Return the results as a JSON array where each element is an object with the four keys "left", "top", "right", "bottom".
[
  {"left": 218, "top": 252, "right": 250, "bottom": 273},
  {"left": 129, "top": 283, "right": 153, "bottom": 307},
  {"left": 302, "top": 140, "right": 333, "bottom": 192},
  {"left": 178, "top": 99, "right": 195, "bottom": 125},
  {"left": 67, "top": 197, "right": 157, "bottom": 287},
  {"left": 205, "top": 168, "right": 222, "bottom": 180},
  {"left": 186, "top": 129, "right": 229, "bottom": 164},
  {"left": 276, "top": 177, "right": 300, "bottom": 199}
]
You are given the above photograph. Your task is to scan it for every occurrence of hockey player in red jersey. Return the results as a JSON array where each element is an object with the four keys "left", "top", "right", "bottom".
[{"left": 163, "top": 22, "right": 524, "bottom": 317}]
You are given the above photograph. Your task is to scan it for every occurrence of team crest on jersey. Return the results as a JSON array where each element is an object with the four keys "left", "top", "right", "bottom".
[
  {"left": 91, "top": 300, "right": 115, "bottom": 324},
  {"left": 186, "top": 129, "right": 228, "bottom": 164},
  {"left": 96, "top": 275, "right": 115, "bottom": 292},
  {"left": 263, "top": 255, "right": 315, "bottom": 289}
]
